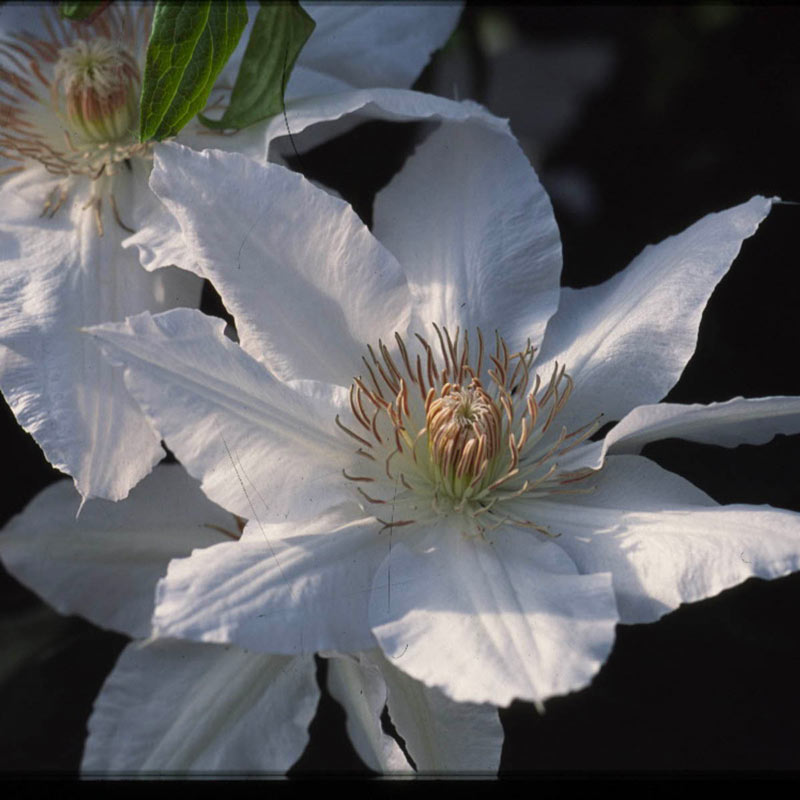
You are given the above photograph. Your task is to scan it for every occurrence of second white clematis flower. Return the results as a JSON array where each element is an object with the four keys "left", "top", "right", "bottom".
[
  {"left": 0, "top": 1, "right": 467, "bottom": 502},
  {"left": 89, "top": 121, "right": 800, "bottom": 708}
]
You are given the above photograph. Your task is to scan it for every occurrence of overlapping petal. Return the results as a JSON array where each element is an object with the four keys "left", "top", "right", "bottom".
[
  {"left": 536, "top": 196, "right": 775, "bottom": 429},
  {"left": 527, "top": 455, "right": 800, "bottom": 624},
  {"left": 87, "top": 308, "right": 352, "bottom": 523},
  {"left": 368, "top": 649, "right": 503, "bottom": 775},
  {"left": 325, "top": 653, "right": 410, "bottom": 772},
  {"left": 146, "top": 144, "right": 412, "bottom": 384},
  {"left": 82, "top": 639, "right": 318, "bottom": 773},
  {"left": 373, "top": 121, "right": 561, "bottom": 354},
  {"left": 368, "top": 520, "right": 618, "bottom": 707},
  {"left": 153, "top": 504, "right": 386, "bottom": 655},
  {"left": 326, "top": 649, "right": 504, "bottom": 775},
  {"left": 0, "top": 465, "right": 232, "bottom": 638}
]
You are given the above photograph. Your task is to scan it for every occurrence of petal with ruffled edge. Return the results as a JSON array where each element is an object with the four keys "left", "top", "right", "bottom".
[
  {"left": 153, "top": 504, "right": 387, "bottom": 655},
  {"left": 264, "top": 88, "right": 509, "bottom": 161},
  {"left": 144, "top": 143, "right": 412, "bottom": 385},
  {"left": 373, "top": 120, "right": 561, "bottom": 354},
  {"left": 328, "top": 649, "right": 503, "bottom": 775},
  {"left": 87, "top": 308, "right": 352, "bottom": 523},
  {"left": 0, "top": 464, "right": 233, "bottom": 639},
  {"left": 368, "top": 520, "right": 618, "bottom": 707},
  {"left": 129, "top": 96, "right": 509, "bottom": 274},
  {"left": 535, "top": 196, "right": 775, "bottom": 431},
  {"left": 82, "top": 639, "right": 318, "bottom": 774},
  {"left": 0, "top": 163, "right": 202, "bottom": 501},
  {"left": 525, "top": 454, "right": 800, "bottom": 624}
]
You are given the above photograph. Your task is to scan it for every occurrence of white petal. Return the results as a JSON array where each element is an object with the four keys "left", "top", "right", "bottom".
[
  {"left": 373, "top": 121, "right": 561, "bottom": 352},
  {"left": 369, "top": 522, "right": 618, "bottom": 707},
  {"left": 154, "top": 505, "right": 386, "bottom": 654},
  {"left": 0, "top": 465, "right": 232, "bottom": 638},
  {"left": 606, "top": 395, "right": 800, "bottom": 455},
  {"left": 0, "top": 165, "right": 202, "bottom": 500},
  {"left": 82, "top": 639, "right": 318, "bottom": 773},
  {"left": 367, "top": 649, "right": 504, "bottom": 775},
  {"left": 296, "top": 3, "right": 462, "bottom": 92},
  {"left": 265, "top": 88, "right": 510, "bottom": 159},
  {"left": 529, "top": 455, "right": 800, "bottom": 624},
  {"left": 87, "top": 308, "right": 351, "bottom": 523},
  {"left": 325, "top": 653, "right": 411, "bottom": 773},
  {"left": 147, "top": 143, "right": 412, "bottom": 384},
  {"left": 536, "top": 196, "right": 775, "bottom": 429},
  {"left": 121, "top": 195, "right": 192, "bottom": 275},
  {"left": 570, "top": 395, "right": 800, "bottom": 472}
]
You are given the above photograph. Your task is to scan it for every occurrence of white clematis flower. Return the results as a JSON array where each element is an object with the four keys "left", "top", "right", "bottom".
[
  {"left": 87, "top": 122, "right": 800, "bottom": 709},
  {"left": 0, "top": 1, "right": 466, "bottom": 502},
  {"left": 0, "top": 464, "right": 503, "bottom": 774}
]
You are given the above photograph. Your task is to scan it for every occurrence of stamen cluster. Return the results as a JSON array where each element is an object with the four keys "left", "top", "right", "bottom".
[
  {"left": 54, "top": 37, "right": 140, "bottom": 145},
  {"left": 337, "top": 326, "right": 602, "bottom": 537}
]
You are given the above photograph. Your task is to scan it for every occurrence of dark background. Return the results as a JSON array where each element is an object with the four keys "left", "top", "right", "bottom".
[{"left": 1, "top": 4, "right": 799, "bottom": 776}]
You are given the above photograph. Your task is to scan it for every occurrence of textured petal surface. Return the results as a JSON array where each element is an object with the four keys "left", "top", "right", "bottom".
[
  {"left": 325, "top": 653, "right": 410, "bottom": 773},
  {"left": 0, "top": 164, "right": 202, "bottom": 500},
  {"left": 82, "top": 640, "right": 318, "bottom": 774},
  {"left": 373, "top": 121, "right": 561, "bottom": 353},
  {"left": 369, "top": 649, "right": 503, "bottom": 776},
  {"left": 536, "top": 196, "right": 775, "bottom": 429},
  {"left": 0, "top": 465, "right": 232, "bottom": 638},
  {"left": 87, "top": 308, "right": 351, "bottom": 523},
  {"left": 147, "top": 143, "right": 411, "bottom": 384},
  {"left": 528, "top": 455, "right": 800, "bottom": 624},
  {"left": 369, "top": 521, "right": 618, "bottom": 707},
  {"left": 296, "top": 2, "right": 462, "bottom": 92},
  {"left": 154, "top": 505, "right": 386, "bottom": 654}
]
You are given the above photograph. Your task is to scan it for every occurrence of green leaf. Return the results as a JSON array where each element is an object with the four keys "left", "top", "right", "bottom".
[
  {"left": 59, "top": 1, "right": 106, "bottom": 21},
  {"left": 139, "top": 0, "right": 248, "bottom": 142},
  {"left": 198, "top": 0, "right": 315, "bottom": 132}
]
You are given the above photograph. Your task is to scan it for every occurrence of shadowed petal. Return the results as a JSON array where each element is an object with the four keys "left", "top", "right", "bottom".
[
  {"left": 326, "top": 649, "right": 504, "bottom": 775},
  {"left": 295, "top": 3, "right": 463, "bottom": 93},
  {"left": 0, "top": 465, "right": 232, "bottom": 638},
  {"left": 82, "top": 640, "right": 318, "bottom": 773}
]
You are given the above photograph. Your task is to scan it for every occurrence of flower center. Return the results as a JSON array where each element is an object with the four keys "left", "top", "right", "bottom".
[
  {"left": 0, "top": 5, "right": 152, "bottom": 234},
  {"left": 337, "top": 327, "right": 603, "bottom": 537},
  {"left": 427, "top": 380, "right": 500, "bottom": 485},
  {"left": 54, "top": 37, "right": 140, "bottom": 145}
]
